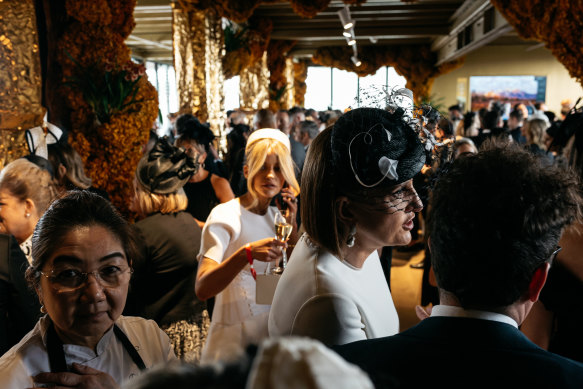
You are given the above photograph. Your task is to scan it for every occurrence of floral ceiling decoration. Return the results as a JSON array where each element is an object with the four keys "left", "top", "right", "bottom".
[
  {"left": 57, "top": 0, "right": 158, "bottom": 216},
  {"left": 490, "top": 0, "right": 583, "bottom": 85},
  {"left": 266, "top": 40, "right": 297, "bottom": 111},
  {"left": 313, "top": 45, "right": 464, "bottom": 102},
  {"left": 222, "top": 17, "right": 273, "bottom": 80}
]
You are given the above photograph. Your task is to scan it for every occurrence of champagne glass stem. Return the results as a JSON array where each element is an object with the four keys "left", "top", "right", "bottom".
[{"left": 281, "top": 247, "right": 288, "bottom": 268}]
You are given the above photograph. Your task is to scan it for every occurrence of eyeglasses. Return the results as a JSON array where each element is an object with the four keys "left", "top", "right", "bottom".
[
  {"left": 40, "top": 265, "right": 133, "bottom": 293},
  {"left": 547, "top": 246, "right": 562, "bottom": 267}
]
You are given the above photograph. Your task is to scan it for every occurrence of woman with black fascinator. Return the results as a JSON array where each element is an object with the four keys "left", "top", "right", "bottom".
[
  {"left": 269, "top": 95, "right": 427, "bottom": 345},
  {"left": 127, "top": 136, "right": 209, "bottom": 362}
]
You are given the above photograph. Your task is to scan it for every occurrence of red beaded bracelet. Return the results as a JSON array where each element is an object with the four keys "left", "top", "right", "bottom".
[{"left": 245, "top": 244, "right": 256, "bottom": 280}]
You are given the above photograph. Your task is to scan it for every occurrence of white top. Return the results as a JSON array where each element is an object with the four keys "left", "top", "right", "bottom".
[
  {"left": 199, "top": 198, "right": 279, "bottom": 363},
  {"left": 268, "top": 234, "right": 399, "bottom": 345},
  {"left": 19, "top": 235, "right": 33, "bottom": 265},
  {"left": 430, "top": 305, "right": 519, "bottom": 328},
  {"left": 0, "top": 315, "right": 175, "bottom": 388}
]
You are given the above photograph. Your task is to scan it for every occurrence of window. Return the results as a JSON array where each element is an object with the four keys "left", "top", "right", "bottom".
[{"left": 304, "top": 66, "right": 407, "bottom": 111}]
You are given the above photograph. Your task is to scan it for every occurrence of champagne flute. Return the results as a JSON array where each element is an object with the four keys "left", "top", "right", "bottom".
[{"left": 273, "top": 210, "right": 293, "bottom": 274}]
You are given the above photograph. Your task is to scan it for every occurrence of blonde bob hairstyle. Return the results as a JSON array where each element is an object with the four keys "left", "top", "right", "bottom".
[
  {"left": 0, "top": 159, "right": 59, "bottom": 216},
  {"left": 132, "top": 177, "right": 188, "bottom": 217},
  {"left": 245, "top": 138, "right": 299, "bottom": 209}
]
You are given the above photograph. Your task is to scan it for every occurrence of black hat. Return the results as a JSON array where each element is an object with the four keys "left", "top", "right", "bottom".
[
  {"left": 136, "top": 136, "right": 199, "bottom": 194},
  {"left": 331, "top": 107, "right": 425, "bottom": 189}
]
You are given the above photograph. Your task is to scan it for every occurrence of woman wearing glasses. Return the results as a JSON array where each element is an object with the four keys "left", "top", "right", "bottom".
[{"left": 0, "top": 191, "right": 175, "bottom": 388}]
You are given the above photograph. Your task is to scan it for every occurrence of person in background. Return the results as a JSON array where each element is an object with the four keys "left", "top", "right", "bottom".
[
  {"left": 127, "top": 137, "right": 209, "bottom": 362},
  {"left": 276, "top": 110, "right": 290, "bottom": 135},
  {"left": 47, "top": 141, "right": 109, "bottom": 199},
  {"left": 521, "top": 108, "right": 583, "bottom": 363},
  {"left": 277, "top": 108, "right": 305, "bottom": 178},
  {"left": 508, "top": 109, "right": 526, "bottom": 144},
  {"left": 269, "top": 106, "right": 425, "bottom": 346},
  {"left": 252, "top": 109, "right": 276, "bottom": 131},
  {"left": 453, "top": 137, "right": 478, "bottom": 158},
  {"left": 297, "top": 120, "right": 319, "bottom": 152},
  {"left": 0, "top": 191, "right": 176, "bottom": 388},
  {"left": 448, "top": 104, "right": 463, "bottom": 134},
  {"left": 224, "top": 124, "right": 251, "bottom": 197},
  {"left": 196, "top": 129, "right": 299, "bottom": 363},
  {"left": 175, "top": 115, "right": 234, "bottom": 228},
  {"left": 0, "top": 159, "right": 58, "bottom": 354},
  {"left": 334, "top": 142, "right": 583, "bottom": 388},
  {"left": 523, "top": 118, "right": 554, "bottom": 165},
  {"left": 287, "top": 107, "right": 305, "bottom": 142}
]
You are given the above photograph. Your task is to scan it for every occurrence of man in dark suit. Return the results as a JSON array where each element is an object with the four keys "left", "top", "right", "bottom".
[{"left": 334, "top": 143, "right": 583, "bottom": 388}]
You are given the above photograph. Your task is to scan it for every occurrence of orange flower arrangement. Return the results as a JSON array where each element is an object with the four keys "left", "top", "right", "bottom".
[
  {"left": 490, "top": 0, "right": 583, "bottom": 85},
  {"left": 313, "top": 45, "right": 464, "bottom": 102},
  {"left": 267, "top": 40, "right": 297, "bottom": 111},
  {"left": 57, "top": 0, "right": 157, "bottom": 217}
]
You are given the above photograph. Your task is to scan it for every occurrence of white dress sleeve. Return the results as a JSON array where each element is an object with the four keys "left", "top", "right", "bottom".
[
  {"left": 199, "top": 204, "right": 238, "bottom": 264},
  {"left": 290, "top": 293, "right": 367, "bottom": 346}
]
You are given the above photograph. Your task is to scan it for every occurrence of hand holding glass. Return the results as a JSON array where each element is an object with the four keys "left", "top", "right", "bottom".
[{"left": 273, "top": 211, "right": 292, "bottom": 274}]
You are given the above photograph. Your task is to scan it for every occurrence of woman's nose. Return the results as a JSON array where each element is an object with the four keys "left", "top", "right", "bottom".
[
  {"left": 80, "top": 273, "right": 105, "bottom": 301},
  {"left": 405, "top": 191, "right": 423, "bottom": 213}
]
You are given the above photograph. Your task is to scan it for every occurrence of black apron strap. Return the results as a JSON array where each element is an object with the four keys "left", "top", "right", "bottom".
[
  {"left": 46, "top": 322, "right": 147, "bottom": 373},
  {"left": 113, "top": 325, "right": 146, "bottom": 371},
  {"left": 46, "top": 322, "right": 68, "bottom": 373}
]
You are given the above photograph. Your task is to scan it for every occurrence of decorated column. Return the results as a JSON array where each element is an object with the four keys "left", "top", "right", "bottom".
[
  {"left": 0, "top": 0, "right": 44, "bottom": 169},
  {"left": 172, "top": 3, "right": 225, "bottom": 135},
  {"left": 283, "top": 57, "right": 295, "bottom": 109},
  {"left": 239, "top": 52, "right": 270, "bottom": 110}
]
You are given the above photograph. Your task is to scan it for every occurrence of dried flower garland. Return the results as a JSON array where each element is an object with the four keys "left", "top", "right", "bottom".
[
  {"left": 313, "top": 45, "right": 464, "bottom": 102},
  {"left": 267, "top": 40, "right": 297, "bottom": 111},
  {"left": 490, "top": 0, "right": 583, "bottom": 85},
  {"left": 57, "top": 0, "right": 157, "bottom": 217}
]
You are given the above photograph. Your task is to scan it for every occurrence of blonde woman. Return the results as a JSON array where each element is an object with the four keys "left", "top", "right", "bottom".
[
  {"left": 523, "top": 118, "right": 554, "bottom": 165},
  {"left": 0, "top": 159, "right": 58, "bottom": 262},
  {"left": 127, "top": 137, "right": 209, "bottom": 362},
  {"left": 196, "top": 128, "right": 299, "bottom": 363},
  {"left": 0, "top": 158, "right": 58, "bottom": 353}
]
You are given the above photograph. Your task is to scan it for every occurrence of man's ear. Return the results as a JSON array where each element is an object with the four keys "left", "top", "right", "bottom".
[{"left": 528, "top": 262, "right": 550, "bottom": 302}]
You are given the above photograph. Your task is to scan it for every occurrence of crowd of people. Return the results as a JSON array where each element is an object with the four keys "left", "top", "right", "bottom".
[{"left": 1, "top": 93, "right": 583, "bottom": 388}]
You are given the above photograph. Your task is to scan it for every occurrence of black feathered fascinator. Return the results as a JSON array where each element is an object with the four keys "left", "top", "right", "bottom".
[{"left": 136, "top": 136, "right": 200, "bottom": 194}]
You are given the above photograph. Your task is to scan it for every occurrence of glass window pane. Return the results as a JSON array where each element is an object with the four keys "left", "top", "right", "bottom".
[
  {"left": 358, "top": 67, "right": 387, "bottom": 107},
  {"left": 224, "top": 76, "right": 240, "bottom": 111},
  {"left": 332, "top": 68, "right": 358, "bottom": 111},
  {"left": 388, "top": 67, "right": 407, "bottom": 90},
  {"left": 305, "top": 66, "right": 331, "bottom": 111}
]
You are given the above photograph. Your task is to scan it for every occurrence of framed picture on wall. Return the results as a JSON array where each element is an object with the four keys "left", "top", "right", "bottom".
[{"left": 469, "top": 75, "right": 547, "bottom": 112}]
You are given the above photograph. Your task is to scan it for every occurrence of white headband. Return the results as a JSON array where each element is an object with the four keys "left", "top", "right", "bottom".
[{"left": 246, "top": 128, "right": 291, "bottom": 152}]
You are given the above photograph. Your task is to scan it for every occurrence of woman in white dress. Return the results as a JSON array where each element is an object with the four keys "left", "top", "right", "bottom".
[
  {"left": 196, "top": 128, "right": 299, "bottom": 363},
  {"left": 269, "top": 103, "right": 428, "bottom": 345}
]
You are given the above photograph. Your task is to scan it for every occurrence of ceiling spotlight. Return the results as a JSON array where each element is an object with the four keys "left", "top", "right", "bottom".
[
  {"left": 346, "top": 37, "right": 356, "bottom": 46},
  {"left": 369, "top": 36, "right": 378, "bottom": 44},
  {"left": 343, "top": 28, "right": 354, "bottom": 38},
  {"left": 337, "top": 6, "right": 354, "bottom": 30},
  {"left": 352, "top": 44, "right": 358, "bottom": 55},
  {"left": 351, "top": 56, "right": 362, "bottom": 67}
]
